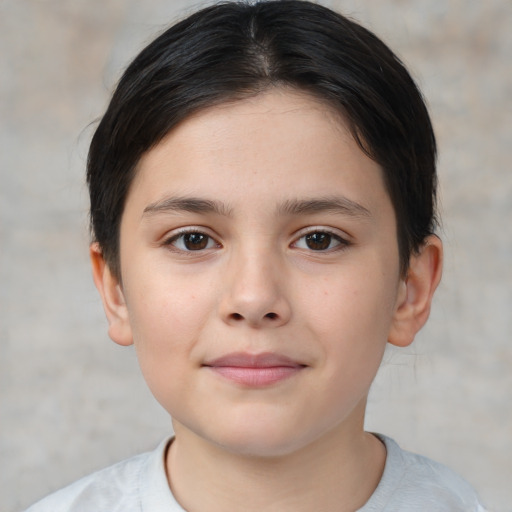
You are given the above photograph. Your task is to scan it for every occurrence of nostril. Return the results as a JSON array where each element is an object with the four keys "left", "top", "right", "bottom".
[{"left": 227, "top": 311, "right": 280, "bottom": 323}]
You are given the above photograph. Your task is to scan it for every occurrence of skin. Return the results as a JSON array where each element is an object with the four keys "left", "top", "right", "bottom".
[{"left": 91, "top": 89, "right": 442, "bottom": 512}]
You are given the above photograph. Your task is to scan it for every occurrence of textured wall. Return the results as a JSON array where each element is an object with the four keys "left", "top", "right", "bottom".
[{"left": 1, "top": 1, "right": 510, "bottom": 511}]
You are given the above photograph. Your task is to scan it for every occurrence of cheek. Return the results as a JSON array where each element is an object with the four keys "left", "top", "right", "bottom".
[
  {"left": 305, "top": 266, "right": 397, "bottom": 327},
  {"left": 125, "top": 283, "right": 212, "bottom": 412},
  {"left": 124, "top": 269, "right": 216, "bottom": 372},
  {"left": 303, "top": 265, "right": 398, "bottom": 365}
]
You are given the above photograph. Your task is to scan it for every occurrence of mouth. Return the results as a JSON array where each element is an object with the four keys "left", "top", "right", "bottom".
[{"left": 202, "top": 352, "right": 307, "bottom": 387}]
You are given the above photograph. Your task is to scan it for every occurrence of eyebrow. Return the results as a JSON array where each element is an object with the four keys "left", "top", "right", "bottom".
[
  {"left": 142, "top": 197, "right": 233, "bottom": 217},
  {"left": 278, "top": 196, "right": 372, "bottom": 219},
  {"left": 142, "top": 195, "right": 371, "bottom": 219}
]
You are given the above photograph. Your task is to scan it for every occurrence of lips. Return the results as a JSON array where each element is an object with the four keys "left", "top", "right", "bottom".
[{"left": 203, "top": 352, "right": 306, "bottom": 387}]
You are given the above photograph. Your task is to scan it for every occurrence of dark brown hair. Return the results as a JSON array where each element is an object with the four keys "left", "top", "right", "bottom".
[{"left": 87, "top": 0, "right": 437, "bottom": 278}]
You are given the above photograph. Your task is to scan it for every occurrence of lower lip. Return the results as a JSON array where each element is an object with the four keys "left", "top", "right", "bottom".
[{"left": 207, "top": 366, "right": 303, "bottom": 387}]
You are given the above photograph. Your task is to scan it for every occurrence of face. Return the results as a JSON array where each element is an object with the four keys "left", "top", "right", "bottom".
[{"left": 111, "top": 90, "right": 408, "bottom": 457}]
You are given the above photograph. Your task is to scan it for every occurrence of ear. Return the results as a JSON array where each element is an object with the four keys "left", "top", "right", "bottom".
[
  {"left": 388, "top": 235, "right": 443, "bottom": 347},
  {"left": 90, "top": 243, "right": 133, "bottom": 346}
]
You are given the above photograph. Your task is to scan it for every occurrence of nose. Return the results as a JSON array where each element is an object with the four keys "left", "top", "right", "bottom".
[{"left": 218, "top": 248, "right": 292, "bottom": 328}]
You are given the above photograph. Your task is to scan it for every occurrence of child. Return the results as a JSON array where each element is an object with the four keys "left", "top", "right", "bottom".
[{"left": 26, "top": 1, "right": 486, "bottom": 510}]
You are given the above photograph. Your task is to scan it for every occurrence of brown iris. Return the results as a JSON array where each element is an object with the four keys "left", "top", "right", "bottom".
[
  {"left": 305, "top": 232, "right": 332, "bottom": 250},
  {"left": 183, "top": 233, "right": 210, "bottom": 250}
]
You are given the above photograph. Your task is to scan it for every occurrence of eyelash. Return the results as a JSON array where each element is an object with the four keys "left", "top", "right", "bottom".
[
  {"left": 163, "top": 228, "right": 220, "bottom": 253},
  {"left": 162, "top": 227, "right": 350, "bottom": 253},
  {"left": 292, "top": 229, "right": 350, "bottom": 252}
]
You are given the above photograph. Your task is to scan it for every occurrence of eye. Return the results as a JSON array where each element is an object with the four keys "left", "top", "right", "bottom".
[
  {"left": 293, "top": 230, "right": 347, "bottom": 251},
  {"left": 166, "top": 230, "right": 218, "bottom": 251}
]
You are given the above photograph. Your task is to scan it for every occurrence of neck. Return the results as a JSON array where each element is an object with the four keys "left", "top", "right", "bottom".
[{"left": 165, "top": 403, "right": 386, "bottom": 512}]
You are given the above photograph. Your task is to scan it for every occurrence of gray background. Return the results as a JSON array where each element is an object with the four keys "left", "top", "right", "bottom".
[{"left": 1, "top": 1, "right": 511, "bottom": 511}]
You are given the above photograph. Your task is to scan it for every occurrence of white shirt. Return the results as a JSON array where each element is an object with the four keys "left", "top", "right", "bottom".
[{"left": 25, "top": 435, "right": 487, "bottom": 511}]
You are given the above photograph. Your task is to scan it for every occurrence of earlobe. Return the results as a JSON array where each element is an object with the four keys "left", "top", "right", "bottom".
[
  {"left": 90, "top": 243, "right": 134, "bottom": 346},
  {"left": 388, "top": 235, "right": 443, "bottom": 347}
]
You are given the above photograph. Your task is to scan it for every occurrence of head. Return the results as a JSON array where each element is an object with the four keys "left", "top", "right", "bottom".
[
  {"left": 87, "top": 0, "right": 437, "bottom": 281},
  {"left": 88, "top": 1, "right": 443, "bottom": 457}
]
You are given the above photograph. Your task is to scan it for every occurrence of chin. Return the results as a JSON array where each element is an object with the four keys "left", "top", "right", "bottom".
[
  {"left": 200, "top": 417, "right": 321, "bottom": 459},
  {"left": 218, "top": 434, "right": 304, "bottom": 459}
]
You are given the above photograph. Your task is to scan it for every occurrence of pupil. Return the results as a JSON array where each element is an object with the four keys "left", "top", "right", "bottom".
[
  {"left": 184, "top": 233, "right": 208, "bottom": 250},
  {"left": 306, "top": 233, "right": 331, "bottom": 250}
]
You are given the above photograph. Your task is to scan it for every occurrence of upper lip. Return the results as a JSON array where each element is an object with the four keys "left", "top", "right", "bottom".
[{"left": 203, "top": 352, "right": 305, "bottom": 368}]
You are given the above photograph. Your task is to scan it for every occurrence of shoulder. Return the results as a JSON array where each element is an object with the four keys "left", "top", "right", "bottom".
[
  {"left": 24, "top": 451, "right": 149, "bottom": 512},
  {"left": 361, "top": 435, "right": 487, "bottom": 512},
  {"left": 24, "top": 438, "right": 178, "bottom": 512}
]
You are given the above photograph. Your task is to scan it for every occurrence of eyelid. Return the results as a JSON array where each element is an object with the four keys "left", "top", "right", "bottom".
[{"left": 292, "top": 225, "right": 351, "bottom": 240}]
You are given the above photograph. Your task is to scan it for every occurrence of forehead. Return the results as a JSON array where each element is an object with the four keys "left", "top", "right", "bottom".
[{"left": 127, "top": 89, "right": 388, "bottom": 215}]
